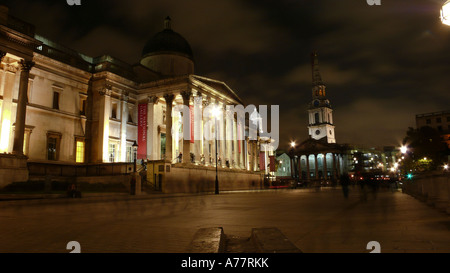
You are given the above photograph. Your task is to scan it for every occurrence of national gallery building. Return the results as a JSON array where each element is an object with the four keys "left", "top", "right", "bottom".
[{"left": 0, "top": 6, "right": 263, "bottom": 192}]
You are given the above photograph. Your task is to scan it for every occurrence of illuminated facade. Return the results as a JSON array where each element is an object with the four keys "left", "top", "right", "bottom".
[{"left": 0, "top": 8, "right": 261, "bottom": 190}]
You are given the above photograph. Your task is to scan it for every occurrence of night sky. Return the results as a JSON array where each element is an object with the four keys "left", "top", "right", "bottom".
[{"left": 2, "top": 0, "right": 450, "bottom": 151}]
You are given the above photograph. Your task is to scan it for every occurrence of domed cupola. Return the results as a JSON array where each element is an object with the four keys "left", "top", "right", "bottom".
[{"left": 140, "top": 17, "right": 195, "bottom": 77}]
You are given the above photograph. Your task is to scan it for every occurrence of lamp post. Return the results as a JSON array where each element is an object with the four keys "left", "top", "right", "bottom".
[
  {"left": 441, "top": 0, "right": 450, "bottom": 26},
  {"left": 132, "top": 141, "right": 138, "bottom": 173},
  {"left": 212, "top": 105, "right": 221, "bottom": 194}
]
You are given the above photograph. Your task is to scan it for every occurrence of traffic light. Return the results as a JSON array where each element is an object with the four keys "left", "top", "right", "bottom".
[{"left": 406, "top": 173, "right": 413, "bottom": 180}]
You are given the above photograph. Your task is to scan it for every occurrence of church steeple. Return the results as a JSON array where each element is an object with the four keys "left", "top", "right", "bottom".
[
  {"left": 307, "top": 51, "right": 336, "bottom": 144},
  {"left": 311, "top": 51, "right": 324, "bottom": 86},
  {"left": 311, "top": 52, "right": 326, "bottom": 99}
]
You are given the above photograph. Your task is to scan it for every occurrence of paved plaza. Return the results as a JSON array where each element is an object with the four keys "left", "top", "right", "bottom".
[{"left": 0, "top": 187, "right": 449, "bottom": 253}]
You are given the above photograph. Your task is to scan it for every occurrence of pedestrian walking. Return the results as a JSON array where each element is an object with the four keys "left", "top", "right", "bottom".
[{"left": 340, "top": 173, "right": 350, "bottom": 199}]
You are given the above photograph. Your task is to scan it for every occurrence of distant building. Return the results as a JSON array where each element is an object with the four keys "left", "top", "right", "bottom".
[
  {"left": 416, "top": 110, "right": 450, "bottom": 148},
  {"left": 274, "top": 152, "right": 292, "bottom": 179}
]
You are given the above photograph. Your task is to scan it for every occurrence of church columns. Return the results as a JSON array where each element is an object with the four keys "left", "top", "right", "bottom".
[
  {"left": 306, "top": 155, "right": 310, "bottom": 181},
  {"left": 298, "top": 155, "right": 302, "bottom": 179},
  {"left": 323, "top": 153, "right": 328, "bottom": 180},
  {"left": 332, "top": 153, "right": 337, "bottom": 179},
  {"left": 180, "top": 90, "right": 191, "bottom": 164},
  {"left": 336, "top": 154, "right": 341, "bottom": 178},
  {"left": 12, "top": 59, "right": 34, "bottom": 155},
  {"left": 98, "top": 85, "right": 112, "bottom": 162},
  {"left": 314, "top": 154, "right": 319, "bottom": 180},
  {"left": 163, "top": 93, "right": 174, "bottom": 162}
]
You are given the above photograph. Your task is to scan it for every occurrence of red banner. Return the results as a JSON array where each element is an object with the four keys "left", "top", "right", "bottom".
[
  {"left": 190, "top": 105, "right": 194, "bottom": 143},
  {"left": 259, "top": 152, "right": 265, "bottom": 170},
  {"left": 137, "top": 103, "right": 147, "bottom": 159},
  {"left": 269, "top": 155, "right": 275, "bottom": 172}
]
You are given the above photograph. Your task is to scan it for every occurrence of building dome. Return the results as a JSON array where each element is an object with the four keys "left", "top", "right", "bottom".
[
  {"left": 140, "top": 17, "right": 195, "bottom": 76},
  {"left": 142, "top": 27, "right": 193, "bottom": 60}
]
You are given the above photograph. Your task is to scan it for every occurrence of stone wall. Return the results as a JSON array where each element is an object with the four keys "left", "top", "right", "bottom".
[
  {"left": 401, "top": 171, "right": 450, "bottom": 214},
  {"left": 163, "top": 164, "right": 262, "bottom": 194},
  {"left": 0, "top": 154, "right": 28, "bottom": 188}
]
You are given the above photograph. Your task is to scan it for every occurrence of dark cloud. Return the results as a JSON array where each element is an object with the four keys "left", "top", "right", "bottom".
[{"left": 2, "top": 0, "right": 449, "bottom": 151}]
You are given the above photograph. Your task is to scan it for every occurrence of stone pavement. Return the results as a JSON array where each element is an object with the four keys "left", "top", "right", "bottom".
[{"left": 0, "top": 187, "right": 449, "bottom": 253}]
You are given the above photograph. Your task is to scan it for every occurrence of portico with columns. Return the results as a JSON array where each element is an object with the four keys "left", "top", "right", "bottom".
[{"left": 137, "top": 75, "right": 259, "bottom": 172}]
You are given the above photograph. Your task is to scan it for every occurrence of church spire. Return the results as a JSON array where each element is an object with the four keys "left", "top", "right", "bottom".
[{"left": 311, "top": 51, "right": 324, "bottom": 86}]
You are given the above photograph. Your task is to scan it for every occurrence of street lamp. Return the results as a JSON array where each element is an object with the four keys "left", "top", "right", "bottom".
[
  {"left": 400, "top": 145, "right": 407, "bottom": 154},
  {"left": 212, "top": 105, "right": 221, "bottom": 194},
  {"left": 441, "top": 0, "right": 450, "bottom": 26},
  {"left": 290, "top": 141, "right": 296, "bottom": 149},
  {"left": 132, "top": 140, "right": 138, "bottom": 172}
]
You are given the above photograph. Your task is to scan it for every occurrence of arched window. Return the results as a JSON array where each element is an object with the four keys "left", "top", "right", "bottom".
[{"left": 315, "top": 113, "right": 320, "bottom": 124}]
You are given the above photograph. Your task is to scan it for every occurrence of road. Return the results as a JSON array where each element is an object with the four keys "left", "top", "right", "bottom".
[{"left": 0, "top": 187, "right": 449, "bottom": 253}]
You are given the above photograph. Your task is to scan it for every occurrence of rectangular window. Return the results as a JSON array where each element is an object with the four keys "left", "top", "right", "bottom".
[
  {"left": 111, "top": 103, "right": 118, "bottom": 119},
  {"left": 48, "top": 137, "right": 57, "bottom": 160},
  {"left": 76, "top": 140, "right": 85, "bottom": 163},
  {"left": 52, "top": 92, "right": 60, "bottom": 110},
  {"left": 80, "top": 99, "right": 86, "bottom": 116},
  {"left": 160, "top": 133, "right": 166, "bottom": 159},
  {"left": 426, "top": 119, "right": 431, "bottom": 124},
  {"left": 126, "top": 146, "right": 132, "bottom": 162},
  {"left": 109, "top": 143, "right": 116, "bottom": 162},
  {"left": 436, "top": 117, "right": 442, "bottom": 123}
]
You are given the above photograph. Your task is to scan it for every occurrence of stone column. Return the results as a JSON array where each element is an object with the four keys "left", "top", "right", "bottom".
[
  {"left": 332, "top": 153, "right": 337, "bottom": 179},
  {"left": 298, "top": 155, "right": 302, "bottom": 180},
  {"left": 147, "top": 96, "right": 158, "bottom": 160},
  {"left": 12, "top": 59, "right": 34, "bottom": 155},
  {"left": 163, "top": 93, "right": 174, "bottom": 163},
  {"left": 119, "top": 93, "right": 129, "bottom": 162},
  {"left": 219, "top": 103, "right": 226, "bottom": 167},
  {"left": 233, "top": 117, "right": 238, "bottom": 168},
  {"left": 202, "top": 98, "right": 210, "bottom": 166},
  {"left": 193, "top": 92, "right": 202, "bottom": 164},
  {"left": 323, "top": 153, "right": 328, "bottom": 180},
  {"left": 314, "top": 154, "right": 319, "bottom": 180},
  {"left": 248, "top": 139, "right": 253, "bottom": 171},
  {"left": 98, "top": 85, "right": 112, "bottom": 162},
  {"left": 306, "top": 155, "right": 310, "bottom": 181},
  {"left": 336, "top": 154, "right": 341, "bottom": 177},
  {"left": 181, "top": 90, "right": 191, "bottom": 164}
]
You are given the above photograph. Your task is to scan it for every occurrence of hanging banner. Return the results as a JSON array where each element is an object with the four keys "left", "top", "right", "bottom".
[
  {"left": 137, "top": 103, "right": 147, "bottom": 159},
  {"left": 269, "top": 155, "right": 275, "bottom": 172},
  {"left": 190, "top": 105, "right": 194, "bottom": 143},
  {"left": 259, "top": 152, "right": 265, "bottom": 170}
]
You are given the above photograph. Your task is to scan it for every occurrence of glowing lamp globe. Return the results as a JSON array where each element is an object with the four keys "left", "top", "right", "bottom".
[{"left": 441, "top": 0, "right": 450, "bottom": 26}]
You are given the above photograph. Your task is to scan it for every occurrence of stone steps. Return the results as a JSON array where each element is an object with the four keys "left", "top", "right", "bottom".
[{"left": 187, "top": 227, "right": 302, "bottom": 253}]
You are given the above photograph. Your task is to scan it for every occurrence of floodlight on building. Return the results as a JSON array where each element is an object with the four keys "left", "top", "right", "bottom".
[{"left": 441, "top": 0, "right": 450, "bottom": 26}]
